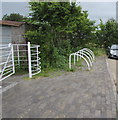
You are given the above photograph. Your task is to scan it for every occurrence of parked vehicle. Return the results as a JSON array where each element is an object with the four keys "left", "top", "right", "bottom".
[{"left": 108, "top": 44, "right": 118, "bottom": 59}]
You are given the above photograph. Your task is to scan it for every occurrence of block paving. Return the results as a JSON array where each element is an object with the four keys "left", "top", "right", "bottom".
[{"left": 2, "top": 56, "right": 116, "bottom": 118}]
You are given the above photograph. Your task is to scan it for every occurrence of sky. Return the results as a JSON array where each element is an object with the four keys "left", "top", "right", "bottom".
[
  {"left": 79, "top": 2, "right": 116, "bottom": 24},
  {"left": 1, "top": 2, "right": 117, "bottom": 25},
  {"left": 2, "top": 2, "right": 29, "bottom": 17}
]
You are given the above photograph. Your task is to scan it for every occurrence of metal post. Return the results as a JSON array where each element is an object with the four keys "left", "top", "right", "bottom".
[
  {"left": 28, "top": 42, "right": 32, "bottom": 78},
  {"left": 80, "top": 51, "right": 81, "bottom": 59},
  {"left": 74, "top": 54, "right": 76, "bottom": 65},
  {"left": 17, "top": 45, "right": 20, "bottom": 66},
  {"left": 37, "top": 46, "right": 38, "bottom": 70},
  {"left": 69, "top": 55, "right": 71, "bottom": 69},
  {"left": 11, "top": 44, "right": 15, "bottom": 74},
  {"left": 77, "top": 55, "right": 79, "bottom": 61},
  {"left": 82, "top": 50, "right": 83, "bottom": 58}
]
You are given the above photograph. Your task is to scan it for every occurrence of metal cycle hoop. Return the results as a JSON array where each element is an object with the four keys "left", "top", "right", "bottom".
[
  {"left": 69, "top": 48, "right": 95, "bottom": 70},
  {"left": 77, "top": 50, "right": 93, "bottom": 67},
  {"left": 83, "top": 48, "right": 95, "bottom": 60}
]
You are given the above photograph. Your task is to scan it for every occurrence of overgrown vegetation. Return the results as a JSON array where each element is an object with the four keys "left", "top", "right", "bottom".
[
  {"left": 2, "top": 13, "right": 27, "bottom": 21},
  {"left": 26, "top": 2, "right": 95, "bottom": 70},
  {"left": 96, "top": 19, "right": 118, "bottom": 49},
  {"left": 24, "top": 2, "right": 117, "bottom": 72}
]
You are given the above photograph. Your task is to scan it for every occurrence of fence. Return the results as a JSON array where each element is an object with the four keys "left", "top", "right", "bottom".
[
  {"left": 28, "top": 42, "right": 41, "bottom": 78},
  {"left": 0, "top": 43, "right": 15, "bottom": 81},
  {"left": 0, "top": 42, "right": 41, "bottom": 81},
  {"left": 69, "top": 48, "right": 95, "bottom": 70}
]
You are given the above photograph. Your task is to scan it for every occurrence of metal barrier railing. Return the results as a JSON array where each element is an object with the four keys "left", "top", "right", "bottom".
[
  {"left": 0, "top": 43, "right": 15, "bottom": 81},
  {"left": 0, "top": 42, "right": 41, "bottom": 81},
  {"left": 69, "top": 48, "right": 95, "bottom": 70},
  {"left": 28, "top": 42, "right": 41, "bottom": 78},
  {"left": 13, "top": 42, "right": 41, "bottom": 78},
  {"left": 13, "top": 44, "right": 28, "bottom": 68}
]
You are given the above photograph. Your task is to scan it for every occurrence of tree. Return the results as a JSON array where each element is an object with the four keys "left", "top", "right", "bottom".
[
  {"left": 26, "top": 2, "right": 95, "bottom": 69},
  {"left": 96, "top": 19, "right": 118, "bottom": 49},
  {"left": 2, "top": 13, "right": 27, "bottom": 21}
]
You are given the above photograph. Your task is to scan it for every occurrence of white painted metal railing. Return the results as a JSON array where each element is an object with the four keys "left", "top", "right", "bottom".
[
  {"left": 13, "top": 43, "right": 28, "bottom": 68},
  {"left": 0, "top": 42, "right": 41, "bottom": 81},
  {"left": 69, "top": 48, "right": 95, "bottom": 70},
  {"left": 13, "top": 42, "right": 41, "bottom": 78},
  {"left": 28, "top": 42, "right": 41, "bottom": 78},
  {"left": 0, "top": 43, "right": 15, "bottom": 81}
]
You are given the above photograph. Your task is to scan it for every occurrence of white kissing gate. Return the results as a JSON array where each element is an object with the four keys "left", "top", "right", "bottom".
[
  {"left": 69, "top": 48, "right": 95, "bottom": 70},
  {"left": 0, "top": 42, "right": 41, "bottom": 81}
]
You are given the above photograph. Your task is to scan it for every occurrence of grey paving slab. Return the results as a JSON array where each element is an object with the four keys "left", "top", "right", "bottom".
[{"left": 2, "top": 56, "right": 116, "bottom": 118}]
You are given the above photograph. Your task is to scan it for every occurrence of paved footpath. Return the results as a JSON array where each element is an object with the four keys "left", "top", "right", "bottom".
[
  {"left": 107, "top": 58, "right": 117, "bottom": 86},
  {"left": 2, "top": 56, "right": 116, "bottom": 118},
  {"left": 106, "top": 58, "right": 118, "bottom": 112}
]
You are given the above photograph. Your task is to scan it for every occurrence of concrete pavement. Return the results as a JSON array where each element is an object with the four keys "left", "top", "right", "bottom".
[
  {"left": 106, "top": 58, "right": 118, "bottom": 114},
  {"left": 107, "top": 58, "right": 117, "bottom": 85}
]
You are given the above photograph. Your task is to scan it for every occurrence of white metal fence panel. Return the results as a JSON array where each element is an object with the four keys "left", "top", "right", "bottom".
[
  {"left": 28, "top": 42, "right": 41, "bottom": 78},
  {"left": 0, "top": 43, "right": 15, "bottom": 81},
  {"left": 13, "top": 44, "right": 28, "bottom": 69},
  {"left": 13, "top": 42, "right": 41, "bottom": 78},
  {"left": 0, "top": 42, "right": 41, "bottom": 81}
]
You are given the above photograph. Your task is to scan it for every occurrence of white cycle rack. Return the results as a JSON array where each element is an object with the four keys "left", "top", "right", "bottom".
[{"left": 69, "top": 48, "right": 95, "bottom": 70}]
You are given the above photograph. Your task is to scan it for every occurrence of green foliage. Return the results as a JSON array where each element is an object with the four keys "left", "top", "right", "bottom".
[
  {"left": 25, "top": 2, "right": 117, "bottom": 74},
  {"left": 15, "top": 65, "right": 28, "bottom": 75},
  {"left": 14, "top": 56, "right": 28, "bottom": 75},
  {"left": 2, "top": 13, "right": 27, "bottom": 21},
  {"left": 24, "top": 68, "right": 64, "bottom": 80},
  {"left": 96, "top": 19, "right": 118, "bottom": 49},
  {"left": 26, "top": 2, "right": 95, "bottom": 70},
  {"left": 92, "top": 48, "right": 106, "bottom": 56}
]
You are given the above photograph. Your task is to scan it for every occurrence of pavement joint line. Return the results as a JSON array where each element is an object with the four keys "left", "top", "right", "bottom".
[{"left": 0, "top": 82, "right": 18, "bottom": 94}]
